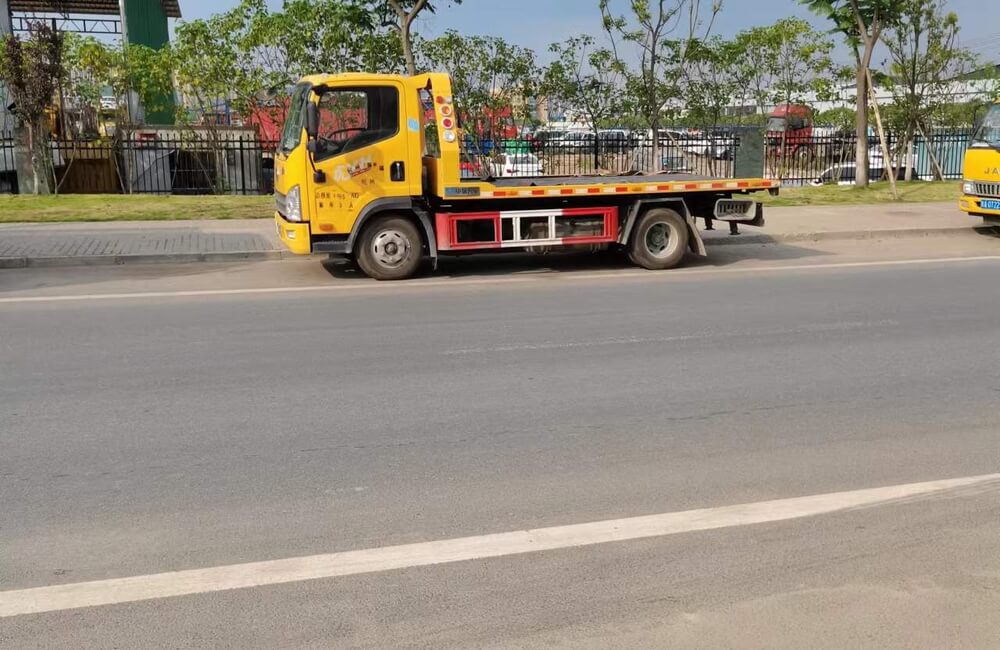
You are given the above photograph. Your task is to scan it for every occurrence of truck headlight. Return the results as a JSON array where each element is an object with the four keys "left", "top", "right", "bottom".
[
  {"left": 285, "top": 184, "right": 303, "bottom": 222},
  {"left": 962, "top": 180, "right": 976, "bottom": 196}
]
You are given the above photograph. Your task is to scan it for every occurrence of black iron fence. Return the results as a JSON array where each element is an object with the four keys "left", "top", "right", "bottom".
[
  {"left": 0, "top": 132, "right": 278, "bottom": 195},
  {"left": 461, "top": 131, "right": 737, "bottom": 179},
  {"left": 763, "top": 128, "right": 973, "bottom": 186},
  {"left": 464, "top": 127, "right": 974, "bottom": 186},
  {"left": 0, "top": 127, "right": 974, "bottom": 195}
]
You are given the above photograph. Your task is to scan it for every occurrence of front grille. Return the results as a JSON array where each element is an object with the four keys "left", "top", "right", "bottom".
[{"left": 974, "top": 182, "right": 1000, "bottom": 198}]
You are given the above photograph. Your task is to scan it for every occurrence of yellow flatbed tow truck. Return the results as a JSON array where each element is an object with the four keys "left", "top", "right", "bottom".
[{"left": 274, "top": 72, "right": 778, "bottom": 280}]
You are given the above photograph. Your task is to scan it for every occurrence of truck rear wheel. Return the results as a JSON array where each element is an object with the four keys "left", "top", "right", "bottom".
[
  {"left": 628, "top": 208, "right": 689, "bottom": 270},
  {"left": 356, "top": 215, "right": 423, "bottom": 281}
]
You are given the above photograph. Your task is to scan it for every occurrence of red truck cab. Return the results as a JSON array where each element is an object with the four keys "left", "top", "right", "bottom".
[{"left": 767, "top": 104, "right": 814, "bottom": 155}]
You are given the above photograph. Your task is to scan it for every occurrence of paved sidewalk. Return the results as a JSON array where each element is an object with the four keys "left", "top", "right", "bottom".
[
  {"left": 0, "top": 201, "right": 988, "bottom": 268},
  {"left": 0, "top": 219, "right": 283, "bottom": 268}
]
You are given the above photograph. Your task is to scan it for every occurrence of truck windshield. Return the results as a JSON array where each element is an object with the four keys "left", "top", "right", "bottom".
[
  {"left": 766, "top": 117, "right": 786, "bottom": 132},
  {"left": 278, "top": 84, "right": 309, "bottom": 155},
  {"left": 971, "top": 105, "right": 1000, "bottom": 148}
]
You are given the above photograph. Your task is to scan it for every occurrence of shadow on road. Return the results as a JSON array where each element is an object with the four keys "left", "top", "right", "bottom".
[
  {"left": 321, "top": 236, "right": 830, "bottom": 280},
  {"left": 17, "top": 224, "right": 983, "bottom": 294}
]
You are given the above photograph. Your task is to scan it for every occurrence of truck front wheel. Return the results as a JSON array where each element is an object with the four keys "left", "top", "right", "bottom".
[
  {"left": 356, "top": 215, "right": 423, "bottom": 281},
  {"left": 628, "top": 208, "right": 689, "bottom": 270}
]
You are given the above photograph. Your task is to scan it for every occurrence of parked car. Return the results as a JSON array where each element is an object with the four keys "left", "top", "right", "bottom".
[
  {"left": 685, "top": 130, "right": 736, "bottom": 160},
  {"left": 530, "top": 129, "right": 568, "bottom": 152},
  {"left": 492, "top": 153, "right": 543, "bottom": 177},
  {"left": 556, "top": 131, "right": 597, "bottom": 150},
  {"left": 597, "top": 129, "right": 637, "bottom": 153},
  {"left": 810, "top": 162, "right": 920, "bottom": 186}
]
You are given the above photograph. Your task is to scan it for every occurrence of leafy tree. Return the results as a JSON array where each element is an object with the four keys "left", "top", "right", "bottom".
[
  {"left": 543, "top": 35, "right": 626, "bottom": 167},
  {"left": 0, "top": 23, "right": 64, "bottom": 193},
  {"left": 816, "top": 106, "right": 858, "bottom": 130},
  {"left": 800, "top": 0, "right": 907, "bottom": 186},
  {"left": 769, "top": 18, "right": 836, "bottom": 111},
  {"left": 720, "top": 20, "right": 835, "bottom": 124},
  {"left": 728, "top": 26, "right": 780, "bottom": 121},
  {"left": 171, "top": 0, "right": 406, "bottom": 131},
  {"left": 278, "top": 0, "right": 405, "bottom": 78},
  {"left": 172, "top": 0, "right": 286, "bottom": 124},
  {"left": 599, "top": 0, "right": 723, "bottom": 170},
  {"left": 64, "top": 37, "right": 174, "bottom": 130},
  {"left": 422, "top": 31, "right": 538, "bottom": 144},
  {"left": 681, "top": 36, "right": 741, "bottom": 128},
  {"left": 883, "top": 0, "right": 976, "bottom": 178}
]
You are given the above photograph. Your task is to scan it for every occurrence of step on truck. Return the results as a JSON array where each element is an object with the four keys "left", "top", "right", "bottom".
[{"left": 273, "top": 72, "right": 778, "bottom": 280}]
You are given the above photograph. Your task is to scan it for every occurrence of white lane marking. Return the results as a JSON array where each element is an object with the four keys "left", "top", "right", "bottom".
[
  {"left": 445, "top": 320, "right": 898, "bottom": 355},
  {"left": 1, "top": 255, "right": 1000, "bottom": 305},
  {"left": 2, "top": 472, "right": 998, "bottom": 618}
]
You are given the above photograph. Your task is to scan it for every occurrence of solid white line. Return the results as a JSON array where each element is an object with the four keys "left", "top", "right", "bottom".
[
  {"left": 1, "top": 472, "right": 997, "bottom": 618},
  {"left": 2, "top": 255, "right": 999, "bottom": 305}
]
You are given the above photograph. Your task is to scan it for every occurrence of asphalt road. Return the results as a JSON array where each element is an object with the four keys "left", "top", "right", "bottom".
[{"left": 2, "top": 242, "right": 1000, "bottom": 648}]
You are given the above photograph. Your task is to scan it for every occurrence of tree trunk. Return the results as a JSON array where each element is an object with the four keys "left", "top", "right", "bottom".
[
  {"left": 650, "top": 118, "right": 660, "bottom": 172},
  {"left": 401, "top": 29, "right": 417, "bottom": 76},
  {"left": 866, "top": 69, "right": 897, "bottom": 200},
  {"left": 903, "top": 124, "right": 915, "bottom": 181},
  {"left": 917, "top": 123, "right": 946, "bottom": 181},
  {"left": 28, "top": 122, "right": 40, "bottom": 195},
  {"left": 854, "top": 63, "right": 870, "bottom": 187}
]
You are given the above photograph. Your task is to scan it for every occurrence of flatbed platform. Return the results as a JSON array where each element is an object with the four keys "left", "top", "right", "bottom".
[
  {"left": 487, "top": 173, "right": 718, "bottom": 187},
  {"left": 452, "top": 174, "right": 777, "bottom": 200}
]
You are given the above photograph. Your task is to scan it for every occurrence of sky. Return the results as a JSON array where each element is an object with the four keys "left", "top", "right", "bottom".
[{"left": 177, "top": 0, "right": 1000, "bottom": 65}]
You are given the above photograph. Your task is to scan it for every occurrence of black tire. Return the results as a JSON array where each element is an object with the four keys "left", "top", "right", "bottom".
[
  {"left": 628, "top": 207, "right": 689, "bottom": 270},
  {"left": 355, "top": 215, "right": 424, "bottom": 281}
]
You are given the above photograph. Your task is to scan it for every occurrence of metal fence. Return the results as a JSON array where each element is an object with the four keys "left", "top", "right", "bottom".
[
  {"left": 763, "top": 128, "right": 973, "bottom": 186},
  {"left": 465, "top": 127, "right": 973, "bottom": 186},
  {"left": 0, "top": 127, "right": 974, "bottom": 195},
  {"left": 0, "top": 133, "right": 278, "bottom": 195},
  {"left": 462, "top": 131, "right": 737, "bottom": 179}
]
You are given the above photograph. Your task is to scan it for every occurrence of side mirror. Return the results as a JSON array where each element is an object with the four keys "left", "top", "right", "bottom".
[{"left": 305, "top": 102, "right": 319, "bottom": 140}]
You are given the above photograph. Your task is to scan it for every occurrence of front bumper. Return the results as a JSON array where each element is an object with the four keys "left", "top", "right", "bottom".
[{"left": 275, "top": 212, "right": 311, "bottom": 255}]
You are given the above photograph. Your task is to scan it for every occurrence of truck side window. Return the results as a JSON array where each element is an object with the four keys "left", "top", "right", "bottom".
[{"left": 313, "top": 86, "right": 400, "bottom": 160}]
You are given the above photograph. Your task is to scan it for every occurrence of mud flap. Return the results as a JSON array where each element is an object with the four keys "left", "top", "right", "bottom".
[{"left": 687, "top": 215, "right": 706, "bottom": 257}]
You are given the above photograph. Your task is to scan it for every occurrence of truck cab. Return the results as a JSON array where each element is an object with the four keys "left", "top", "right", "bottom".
[
  {"left": 766, "top": 104, "right": 814, "bottom": 157},
  {"left": 960, "top": 101, "right": 1000, "bottom": 225},
  {"left": 274, "top": 73, "right": 450, "bottom": 257}
]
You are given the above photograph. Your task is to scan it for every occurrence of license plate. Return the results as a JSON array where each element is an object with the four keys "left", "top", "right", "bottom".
[{"left": 982, "top": 199, "right": 1000, "bottom": 210}]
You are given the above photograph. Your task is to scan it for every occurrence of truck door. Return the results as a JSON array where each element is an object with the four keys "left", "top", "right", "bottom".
[{"left": 308, "top": 83, "right": 409, "bottom": 236}]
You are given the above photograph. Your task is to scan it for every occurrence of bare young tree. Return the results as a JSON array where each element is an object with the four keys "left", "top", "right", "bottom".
[
  {"left": 0, "top": 23, "right": 64, "bottom": 194},
  {"left": 599, "top": 0, "right": 722, "bottom": 171},
  {"left": 378, "top": 0, "right": 461, "bottom": 75},
  {"left": 884, "top": 0, "right": 974, "bottom": 179},
  {"left": 801, "top": 0, "right": 907, "bottom": 186},
  {"left": 544, "top": 36, "right": 627, "bottom": 172}
]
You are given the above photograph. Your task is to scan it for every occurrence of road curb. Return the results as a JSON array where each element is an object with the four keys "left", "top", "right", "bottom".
[
  {"left": 2, "top": 226, "right": 994, "bottom": 269},
  {"left": 704, "top": 225, "right": 995, "bottom": 247}
]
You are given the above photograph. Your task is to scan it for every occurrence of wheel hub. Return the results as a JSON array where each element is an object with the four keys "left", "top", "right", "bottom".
[
  {"left": 644, "top": 222, "right": 674, "bottom": 258},
  {"left": 372, "top": 230, "right": 409, "bottom": 268}
]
